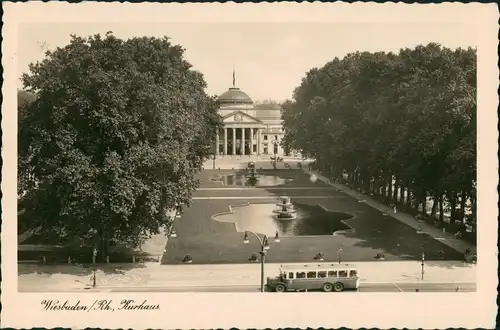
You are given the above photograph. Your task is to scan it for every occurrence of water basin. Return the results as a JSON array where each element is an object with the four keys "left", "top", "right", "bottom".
[
  {"left": 216, "top": 173, "right": 293, "bottom": 187},
  {"left": 213, "top": 202, "right": 352, "bottom": 236}
]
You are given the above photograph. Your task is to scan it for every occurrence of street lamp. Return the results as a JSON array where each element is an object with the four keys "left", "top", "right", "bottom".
[
  {"left": 91, "top": 268, "right": 97, "bottom": 288},
  {"left": 421, "top": 252, "right": 425, "bottom": 280},
  {"left": 243, "top": 230, "right": 280, "bottom": 292},
  {"left": 337, "top": 246, "right": 343, "bottom": 264}
]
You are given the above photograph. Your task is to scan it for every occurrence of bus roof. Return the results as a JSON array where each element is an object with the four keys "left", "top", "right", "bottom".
[{"left": 279, "top": 263, "right": 357, "bottom": 271}]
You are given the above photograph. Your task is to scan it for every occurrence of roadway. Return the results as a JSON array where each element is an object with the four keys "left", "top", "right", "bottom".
[{"left": 89, "top": 282, "right": 476, "bottom": 292}]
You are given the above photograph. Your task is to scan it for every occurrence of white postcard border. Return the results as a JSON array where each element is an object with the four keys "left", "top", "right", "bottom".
[{"left": 2, "top": 2, "right": 498, "bottom": 328}]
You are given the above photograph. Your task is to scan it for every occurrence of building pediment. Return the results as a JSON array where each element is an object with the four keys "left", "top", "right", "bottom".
[{"left": 222, "top": 111, "right": 262, "bottom": 124}]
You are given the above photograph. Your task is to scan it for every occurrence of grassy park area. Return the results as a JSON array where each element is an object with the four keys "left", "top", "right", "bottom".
[
  {"left": 162, "top": 169, "right": 463, "bottom": 264},
  {"left": 18, "top": 168, "right": 466, "bottom": 266}
]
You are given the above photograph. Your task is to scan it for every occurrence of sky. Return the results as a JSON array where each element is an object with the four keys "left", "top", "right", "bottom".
[{"left": 18, "top": 22, "right": 477, "bottom": 102}]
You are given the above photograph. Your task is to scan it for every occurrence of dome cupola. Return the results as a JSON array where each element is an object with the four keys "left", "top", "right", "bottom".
[
  {"left": 217, "top": 67, "right": 254, "bottom": 105},
  {"left": 218, "top": 87, "right": 253, "bottom": 105}
]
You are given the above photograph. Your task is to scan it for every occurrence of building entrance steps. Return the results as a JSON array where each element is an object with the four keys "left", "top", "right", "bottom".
[
  {"left": 302, "top": 169, "right": 475, "bottom": 254},
  {"left": 18, "top": 261, "right": 476, "bottom": 290}
]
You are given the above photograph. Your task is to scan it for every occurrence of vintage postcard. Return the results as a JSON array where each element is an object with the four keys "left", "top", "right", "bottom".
[{"left": 2, "top": 2, "right": 498, "bottom": 329}]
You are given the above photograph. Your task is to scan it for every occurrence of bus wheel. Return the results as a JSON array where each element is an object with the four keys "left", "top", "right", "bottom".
[
  {"left": 275, "top": 284, "right": 286, "bottom": 292},
  {"left": 333, "top": 282, "right": 344, "bottom": 292},
  {"left": 322, "top": 282, "right": 334, "bottom": 292}
]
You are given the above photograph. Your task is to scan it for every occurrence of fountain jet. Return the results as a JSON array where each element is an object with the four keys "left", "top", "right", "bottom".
[{"left": 273, "top": 196, "right": 298, "bottom": 220}]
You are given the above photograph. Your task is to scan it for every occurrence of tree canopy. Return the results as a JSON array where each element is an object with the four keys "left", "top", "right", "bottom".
[
  {"left": 282, "top": 43, "right": 476, "bottom": 230},
  {"left": 19, "top": 32, "right": 222, "bottom": 254},
  {"left": 253, "top": 99, "right": 282, "bottom": 110},
  {"left": 17, "top": 89, "right": 37, "bottom": 125}
]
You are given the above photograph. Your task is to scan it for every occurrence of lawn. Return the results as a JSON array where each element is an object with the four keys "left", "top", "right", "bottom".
[
  {"left": 163, "top": 171, "right": 463, "bottom": 264},
  {"left": 18, "top": 169, "right": 464, "bottom": 265}
]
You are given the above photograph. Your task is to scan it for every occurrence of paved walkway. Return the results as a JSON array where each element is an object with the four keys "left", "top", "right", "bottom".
[
  {"left": 303, "top": 169, "right": 475, "bottom": 253},
  {"left": 18, "top": 226, "right": 41, "bottom": 244},
  {"left": 18, "top": 260, "right": 476, "bottom": 291}
]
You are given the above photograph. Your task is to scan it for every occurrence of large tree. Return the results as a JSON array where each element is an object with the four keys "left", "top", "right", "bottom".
[
  {"left": 19, "top": 32, "right": 222, "bottom": 258},
  {"left": 282, "top": 43, "right": 476, "bottom": 233}
]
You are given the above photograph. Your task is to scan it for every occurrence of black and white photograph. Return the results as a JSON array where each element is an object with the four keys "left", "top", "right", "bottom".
[{"left": 2, "top": 2, "right": 498, "bottom": 329}]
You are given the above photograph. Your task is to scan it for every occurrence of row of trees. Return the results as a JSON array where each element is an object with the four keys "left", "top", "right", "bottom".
[
  {"left": 282, "top": 43, "right": 476, "bottom": 229},
  {"left": 18, "top": 33, "right": 222, "bottom": 259}
]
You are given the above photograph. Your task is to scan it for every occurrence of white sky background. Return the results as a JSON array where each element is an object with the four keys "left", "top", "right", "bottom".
[{"left": 18, "top": 22, "right": 477, "bottom": 102}]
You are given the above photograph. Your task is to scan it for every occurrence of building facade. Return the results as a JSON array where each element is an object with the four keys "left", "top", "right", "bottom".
[{"left": 215, "top": 85, "right": 285, "bottom": 156}]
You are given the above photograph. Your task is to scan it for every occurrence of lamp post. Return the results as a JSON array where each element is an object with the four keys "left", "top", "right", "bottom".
[
  {"left": 243, "top": 230, "right": 280, "bottom": 292},
  {"left": 91, "top": 268, "right": 96, "bottom": 288},
  {"left": 337, "top": 247, "right": 343, "bottom": 264},
  {"left": 421, "top": 252, "right": 425, "bottom": 280}
]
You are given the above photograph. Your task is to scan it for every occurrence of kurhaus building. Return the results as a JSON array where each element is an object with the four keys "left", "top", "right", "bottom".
[{"left": 214, "top": 78, "right": 285, "bottom": 156}]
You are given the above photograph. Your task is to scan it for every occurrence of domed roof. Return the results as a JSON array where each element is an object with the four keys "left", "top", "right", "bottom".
[{"left": 218, "top": 87, "right": 253, "bottom": 105}]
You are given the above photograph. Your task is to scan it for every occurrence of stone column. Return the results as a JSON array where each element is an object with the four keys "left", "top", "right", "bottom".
[
  {"left": 257, "top": 129, "right": 261, "bottom": 155},
  {"left": 215, "top": 131, "right": 220, "bottom": 155},
  {"left": 232, "top": 127, "right": 236, "bottom": 155},
  {"left": 241, "top": 127, "right": 246, "bottom": 155},
  {"left": 250, "top": 128, "right": 254, "bottom": 155},
  {"left": 223, "top": 128, "right": 228, "bottom": 155}
]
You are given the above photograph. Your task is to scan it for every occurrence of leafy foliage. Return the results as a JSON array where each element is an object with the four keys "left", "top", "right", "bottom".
[
  {"left": 19, "top": 33, "right": 222, "bottom": 255},
  {"left": 282, "top": 43, "right": 476, "bottom": 231},
  {"left": 253, "top": 99, "right": 282, "bottom": 110}
]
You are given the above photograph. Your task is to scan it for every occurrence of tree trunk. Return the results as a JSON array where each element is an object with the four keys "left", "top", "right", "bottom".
[
  {"left": 438, "top": 194, "right": 444, "bottom": 223},
  {"left": 406, "top": 189, "right": 412, "bottom": 208},
  {"left": 400, "top": 186, "right": 406, "bottom": 204},
  {"left": 430, "top": 197, "right": 438, "bottom": 217},
  {"left": 450, "top": 192, "right": 457, "bottom": 222},
  {"left": 364, "top": 173, "right": 371, "bottom": 193},
  {"left": 419, "top": 192, "right": 427, "bottom": 215},
  {"left": 99, "top": 226, "right": 108, "bottom": 263},
  {"left": 460, "top": 190, "right": 466, "bottom": 223},
  {"left": 393, "top": 176, "right": 399, "bottom": 203},
  {"left": 387, "top": 175, "right": 393, "bottom": 203}
]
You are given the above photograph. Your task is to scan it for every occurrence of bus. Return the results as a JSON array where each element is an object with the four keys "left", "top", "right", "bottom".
[{"left": 266, "top": 263, "right": 360, "bottom": 292}]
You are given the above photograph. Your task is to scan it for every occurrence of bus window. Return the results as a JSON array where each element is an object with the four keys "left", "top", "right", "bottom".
[
  {"left": 328, "top": 271, "right": 337, "bottom": 277},
  {"left": 349, "top": 270, "right": 358, "bottom": 277},
  {"left": 282, "top": 273, "right": 287, "bottom": 279},
  {"left": 306, "top": 271, "right": 317, "bottom": 279},
  {"left": 288, "top": 272, "right": 295, "bottom": 279},
  {"left": 318, "top": 271, "right": 327, "bottom": 278},
  {"left": 338, "top": 270, "right": 348, "bottom": 277},
  {"left": 296, "top": 272, "right": 306, "bottom": 279}
]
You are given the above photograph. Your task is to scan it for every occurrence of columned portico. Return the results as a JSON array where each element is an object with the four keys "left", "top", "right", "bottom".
[
  {"left": 218, "top": 127, "right": 264, "bottom": 156},
  {"left": 215, "top": 79, "right": 284, "bottom": 157}
]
